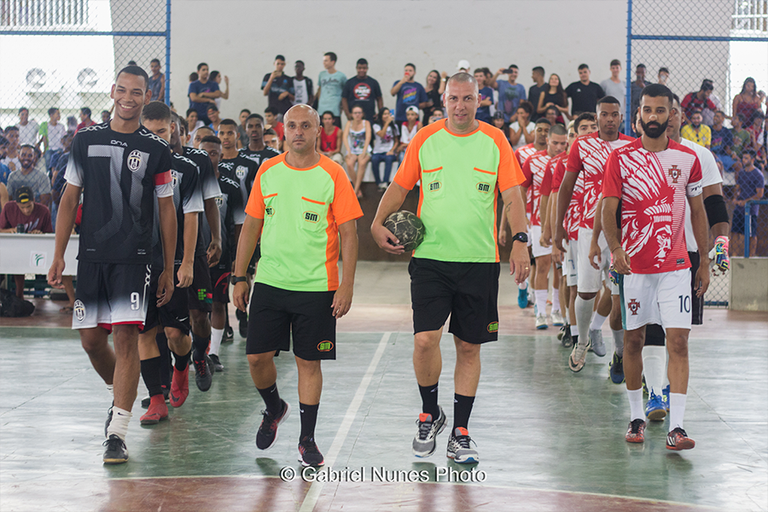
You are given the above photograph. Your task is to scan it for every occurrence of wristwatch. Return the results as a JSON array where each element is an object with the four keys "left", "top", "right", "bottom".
[
  {"left": 231, "top": 275, "right": 247, "bottom": 284},
  {"left": 511, "top": 232, "right": 528, "bottom": 243}
]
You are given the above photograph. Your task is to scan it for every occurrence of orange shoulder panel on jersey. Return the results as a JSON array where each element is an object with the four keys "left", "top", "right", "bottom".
[
  {"left": 244, "top": 153, "right": 286, "bottom": 219},
  {"left": 393, "top": 119, "right": 446, "bottom": 191},
  {"left": 318, "top": 155, "right": 364, "bottom": 226},
  {"left": 477, "top": 122, "right": 524, "bottom": 191}
]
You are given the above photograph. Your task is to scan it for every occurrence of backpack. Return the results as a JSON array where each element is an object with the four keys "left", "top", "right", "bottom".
[{"left": 0, "top": 288, "right": 35, "bottom": 317}]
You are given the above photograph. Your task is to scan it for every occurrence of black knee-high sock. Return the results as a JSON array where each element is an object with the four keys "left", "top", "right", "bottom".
[
  {"left": 141, "top": 357, "right": 163, "bottom": 397},
  {"left": 257, "top": 383, "right": 282, "bottom": 416},
  {"left": 174, "top": 350, "right": 191, "bottom": 371},
  {"left": 156, "top": 331, "right": 171, "bottom": 389},
  {"left": 300, "top": 403, "right": 319, "bottom": 440},
  {"left": 419, "top": 383, "right": 440, "bottom": 420},
  {"left": 453, "top": 394, "right": 475, "bottom": 430},
  {"left": 192, "top": 332, "right": 209, "bottom": 361}
]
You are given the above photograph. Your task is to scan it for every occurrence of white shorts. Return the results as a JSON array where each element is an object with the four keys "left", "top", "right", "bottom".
[
  {"left": 530, "top": 225, "right": 552, "bottom": 258},
  {"left": 577, "top": 227, "right": 611, "bottom": 294},
  {"left": 564, "top": 238, "right": 578, "bottom": 286},
  {"left": 619, "top": 269, "right": 692, "bottom": 331}
]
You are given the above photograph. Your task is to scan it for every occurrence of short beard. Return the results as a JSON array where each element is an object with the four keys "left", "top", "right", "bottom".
[{"left": 640, "top": 118, "right": 668, "bottom": 139}]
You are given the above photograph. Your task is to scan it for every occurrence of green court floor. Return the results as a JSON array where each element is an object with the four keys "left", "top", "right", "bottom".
[{"left": 1, "top": 323, "right": 766, "bottom": 511}]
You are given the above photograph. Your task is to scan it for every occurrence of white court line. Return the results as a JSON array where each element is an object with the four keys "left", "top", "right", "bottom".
[{"left": 298, "top": 331, "right": 392, "bottom": 512}]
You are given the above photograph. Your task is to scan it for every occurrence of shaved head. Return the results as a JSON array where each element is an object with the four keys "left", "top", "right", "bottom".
[{"left": 284, "top": 104, "right": 320, "bottom": 128}]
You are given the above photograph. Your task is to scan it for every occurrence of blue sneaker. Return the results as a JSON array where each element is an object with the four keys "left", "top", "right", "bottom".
[
  {"left": 517, "top": 287, "right": 529, "bottom": 309},
  {"left": 662, "top": 385, "right": 670, "bottom": 412},
  {"left": 645, "top": 391, "right": 666, "bottom": 421},
  {"left": 609, "top": 352, "right": 624, "bottom": 384}
]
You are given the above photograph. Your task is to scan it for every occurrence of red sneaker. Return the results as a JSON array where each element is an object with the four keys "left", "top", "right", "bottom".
[
  {"left": 666, "top": 427, "right": 695, "bottom": 451},
  {"left": 170, "top": 366, "right": 189, "bottom": 408},
  {"left": 625, "top": 419, "right": 646, "bottom": 443},
  {"left": 140, "top": 395, "right": 168, "bottom": 425}
]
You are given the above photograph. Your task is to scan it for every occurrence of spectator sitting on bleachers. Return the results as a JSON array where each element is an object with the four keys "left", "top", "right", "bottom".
[
  {"left": 342, "top": 105, "right": 372, "bottom": 198},
  {"left": 710, "top": 110, "right": 736, "bottom": 187},
  {"left": 2, "top": 126, "right": 21, "bottom": 173},
  {"left": 6, "top": 145, "right": 51, "bottom": 207},
  {"left": 731, "top": 114, "right": 752, "bottom": 174},
  {"left": 509, "top": 101, "right": 535, "bottom": 151},
  {"left": 747, "top": 113, "right": 765, "bottom": 166},
  {"left": 370, "top": 107, "right": 399, "bottom": 190},
  {"left": 491, "top": 111, "right": 510, "bottom": 142},
  {"left": 318, "top": 111, "right": 343, "bottom": 165},
  {"left": 395, "top": 106, "right": 421, "bottom": 161},
  {"left": 427, "top": 109, "right": 443, "bottom": 124},
  {"left": 681, "top": 80, "right": 717, "bottom": 124},
  {"left": 681, "top": 110, "right": 711, "bottom": 148},
  {"left": 0, "top": 186, "right": 53, "bottom": 299},
  {"left": 730, "top": 150, "right": 765, "bottom": 257}
]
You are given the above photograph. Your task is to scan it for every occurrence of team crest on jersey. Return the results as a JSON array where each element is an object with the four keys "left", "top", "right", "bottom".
[
  {"left": 171, "top": 170, "right": 179, "bottom": 188},
  {"left": 73, "top": 300, "right": 86, "bottom": 322},
  {"left": 215, "top": 195, "right": 224, "bottom": 207},
  {"left": 668, "top": 165, "right": 681, "bottom": 184},
  {"left": 628, "top": 299, "right": 640, "bottom": 316},
  {"left": 235, "top": 165, "right": 248, "bottom": 179},
  {"left": 127, "top": 150, "right": 143, "bottom": 172}
]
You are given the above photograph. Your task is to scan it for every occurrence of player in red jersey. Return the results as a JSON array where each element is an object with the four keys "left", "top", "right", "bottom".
[{"left": 602, "top": 84, "right": 709, "bottom": 450}]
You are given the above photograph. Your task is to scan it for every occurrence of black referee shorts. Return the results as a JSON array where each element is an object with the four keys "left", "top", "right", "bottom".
[
  {"left": 246, "top": 283, "right": 336, "bottom": 361},
  {"left": 409, "top": 258, "right": 500, "bottom": 344},
  {"left": 644, "top": 251, "right": 703, "bottom": 346}
]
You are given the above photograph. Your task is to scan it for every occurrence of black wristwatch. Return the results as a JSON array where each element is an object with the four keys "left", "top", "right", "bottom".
[
  {"left": 231, "top": 275, "right": 247, "bottom": 284},
  {"left": 511, "top": 232, "right": 528, "bottom": 243}
]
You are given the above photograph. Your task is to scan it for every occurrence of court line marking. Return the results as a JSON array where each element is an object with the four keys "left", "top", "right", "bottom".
[{"left": 298, "top": 331, "right": 392, "bottom": 512}]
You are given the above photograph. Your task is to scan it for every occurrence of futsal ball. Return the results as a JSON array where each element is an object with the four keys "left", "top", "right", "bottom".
[{"left": 384, "top": 211, "right": 426, "bottom": 251}]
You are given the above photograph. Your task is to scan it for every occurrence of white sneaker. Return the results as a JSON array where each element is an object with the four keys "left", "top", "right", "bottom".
[
  {"left": 535, "top": 313, "right": 548, "bottom": 330},
  {"left": 589, "top": 329, "right": 606, "bottom": 357},
  {"left": 551, "top": 310, "right": 565, "bottom": 326}
]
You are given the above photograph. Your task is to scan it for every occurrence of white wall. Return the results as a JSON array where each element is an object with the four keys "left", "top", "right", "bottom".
[{"left": 169, "top": 0, "right": 629, "bottom": 120}]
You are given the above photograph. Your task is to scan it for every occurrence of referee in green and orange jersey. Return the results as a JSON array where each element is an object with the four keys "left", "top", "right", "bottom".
[
  {"left": 372, "top": 72, "right": 530, "bottom": 464},
  {"left": 233, "top": 104, "right": 363, "bottom": 468}
]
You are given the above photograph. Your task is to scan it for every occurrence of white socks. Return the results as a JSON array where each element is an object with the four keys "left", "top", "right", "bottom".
[
  {"left": 551, "top": 288, "right": 561, "bottom": 313},
  {"left": 642, "top": 345, "right": 666, "bottom": 396},
  {"left": 669, "top": 393, "right": 687, "bottom": 431},
  {"left": 612, "top": 329, "right": 625, "bottom": 356},
  {"left": 575, "top": 296, "right": 594, "bottom": 343},
  {"left": 518, "top": 280, "right": 528, "bottom": 290},
  {"left": 107, "top": 406, "right": 132, "bottom": 440},
  {"left": 106, "top": 384, "right": 114, "bottom": 398},
  {"left": 210, "top": 328, "right": 224, "bottom": 356},
  {"left": 627, "top": 388, "right": 644, "bottom": 421},
  {"left": 590, "top": 312, "right": 608, "bottom": 332},
  {"left": 535, "top": 290, "right": 548, "bottom": 315}
]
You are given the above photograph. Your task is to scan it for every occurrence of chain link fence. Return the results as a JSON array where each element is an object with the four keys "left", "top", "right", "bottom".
[
  {"left": 625, "top": 0, "right": 768, "bottom": 306},
  {"left": 0, "top": 0, "right": 170, "bottom": 132}
]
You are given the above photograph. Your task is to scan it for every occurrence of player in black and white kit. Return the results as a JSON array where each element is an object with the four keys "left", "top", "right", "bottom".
[
  {"left": 199, "top": 134, "right": 246, "bottom": 371},
  {"left": 232, "top": 114, "right": 279, "bottom": 336},
  {"left": 48, "top": 66, "right": 177, "bottom": 464},
  {"left": 137, "top": 102, "right": 204, "bottom": 425},
  {"left": 174, "top": 116, "right": 222, "bottom": 391}
]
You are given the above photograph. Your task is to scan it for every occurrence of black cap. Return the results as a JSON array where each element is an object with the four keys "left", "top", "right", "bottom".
[{"left": 15, "top": 186, "right": 33, "bottom": 204}]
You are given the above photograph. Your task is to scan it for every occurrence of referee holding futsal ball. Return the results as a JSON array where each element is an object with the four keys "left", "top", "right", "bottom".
[
  {"left": 232, "top": 104, "right": 362, "bottom": 468},
  {"left": 371, "top": 72, "right": 530, "bottom": 464}
]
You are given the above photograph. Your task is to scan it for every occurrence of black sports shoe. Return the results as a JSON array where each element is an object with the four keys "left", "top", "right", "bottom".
[
  {"left": 256, "top": 400, "right": 291, "bottom": 450},
  {"left": 236, "top": 308, "right": 248, "bottom": 338},
  {"left": 194, "top": 355, "right": 213, "bottom": 392},
  {"left": 298, "top": 436, "right": 325, "bottom": 467},
  {"left": 223, "top": 325, "right": 234, "bottom": 344},
  {"left": 104, "top": 402, "right": 113, "bottom": 438},
  {"left": 103, "top": 434, "right": 129, "bottom": 464},
  {"left": 141, "top": 386, "right": 170, "bottom": 408},
  {"left": 209, "top": 354, "right": 224, "bottom": 372}
]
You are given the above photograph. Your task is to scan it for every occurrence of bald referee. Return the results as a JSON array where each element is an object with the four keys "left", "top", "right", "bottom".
[{"left": 372, "top": 72, "right": 529, "bottom": 464}]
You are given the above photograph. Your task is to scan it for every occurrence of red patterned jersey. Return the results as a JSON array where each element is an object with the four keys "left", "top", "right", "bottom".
[
  {"left": 521, "top": 150, "right": 553, "bottom": 227},
  {"left": 515, "top": 143, "right": 538, "bottom": 214},
  {"left": 566, "top": 132, "right": 634, "bottom": 229},
  {"left": 603, "top": 138, "right": 703, "bottom": 274},
  {"left": 551, "top": 151, "right": 583, "bottom": 241}
]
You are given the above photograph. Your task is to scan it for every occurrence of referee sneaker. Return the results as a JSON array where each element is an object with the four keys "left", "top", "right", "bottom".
[{"left": 371, "top": 72, "right": 530, "bottom": 464}]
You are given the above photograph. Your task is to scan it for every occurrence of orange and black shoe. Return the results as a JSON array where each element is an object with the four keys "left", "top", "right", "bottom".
[
  {"left": 140, "top": 394, "right": 169, "bottom": 425},
  {"left": 625, "top": 418, "right": 646, "bottom": 443},
  {"left": 666, "top": 427, "right": 695, "bottom": 451}
]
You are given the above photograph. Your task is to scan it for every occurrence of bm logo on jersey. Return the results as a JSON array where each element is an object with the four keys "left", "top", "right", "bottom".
[
  {"left": 304, "top": 211, "right": 319, "bottom": 223},
  {"left": 235, "top": 165, "right": 248, "bottom": 180},
  {"left": 428, "top": 181, "right": 441, "bottom": 192},
  {"left": 73, "top": 300, "right": 86, "bottom": 322},
  {"left": 628, "top": 299, "right": 641, "bottom": 316},
  {"left": 477, "top": 182, "right": 491, "bottom": 193},
  {"left": 265, "top": 206, "right": 275, "bottom": 217},
  {"left": 127, "top": 150, "right": 143, "bottom": 172}
]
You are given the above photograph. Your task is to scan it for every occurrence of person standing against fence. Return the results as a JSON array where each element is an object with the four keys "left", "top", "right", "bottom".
[
  {"left": 48, "top": 66, "right": 177, "bottom": 464},
  {"left": 602, "top": 84, "right": 710, "bottom": 451},
  {"left": 731, "top": 150, "right": 765, "bottom": 257}
]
